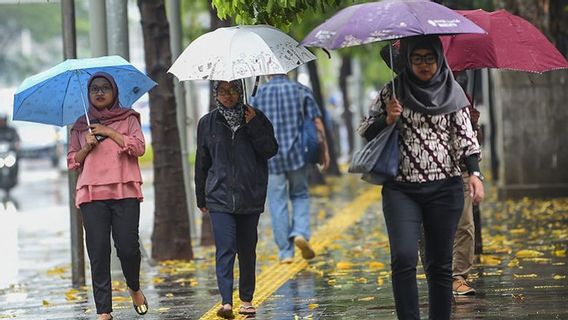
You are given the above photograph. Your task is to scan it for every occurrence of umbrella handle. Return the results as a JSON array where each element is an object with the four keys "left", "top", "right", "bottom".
[
  {"left": 389, "top": 42, "right": 396, "bottom": 99},
  {"left": 251, "top": 76, "right": 260, "bottom": 97},
  {"left": 242, "top": 78, "right": 248, "bottom": 105},
  {"left": 76, "top": 72, "right": 92, "bottom": 131}
]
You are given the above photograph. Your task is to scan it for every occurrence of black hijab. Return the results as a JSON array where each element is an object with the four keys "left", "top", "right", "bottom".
[{"left": 395, "top": 35, "right": 469, "bottom": 116}]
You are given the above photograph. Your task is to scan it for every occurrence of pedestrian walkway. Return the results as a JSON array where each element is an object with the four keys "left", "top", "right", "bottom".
[{"left": 0, "top": 174, "right": 567, "bottom": 319}]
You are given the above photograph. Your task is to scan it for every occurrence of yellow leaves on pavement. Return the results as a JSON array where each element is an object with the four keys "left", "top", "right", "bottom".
[
  {"left": 553, "top": 249, "right": 566, "bottom": 257},
  {"left": 480, "top": 255, "right": 502, "bottom": 266},
  {"left": 111, "top": 296, "right": 131, "bottom": 302},
  {"left": 42, "top": 300, "right": 49, "bottom": 306},
  {"left": 64, "top": 289, "right": 81, "bottom": 301},
  {"left": 355, "top": 277, "right": 368, "bottom": 284},
  {"left": 308, "top": 303, "right": 319, "bottom": 309},
  {"left": 336, "top": 261, "right": 353, "bottom": 270},
  {"left": 513, "top": 273, "right": 538, "bottom": 279},
  {"left": 416, "top": 274, "right": 427, "bottom": 280},
  {"left": 46, "top": 266, "right": 67, "bottom": 277},
  {"left": 515, "top": 250, "right": 544, "bottom": 258},
  {"left": 368, "top": 261, "right": 385, "bottom": 270},
  {"left": 358, "top": 296, "right": 375, "bottom": 302},
  {"left": 553, "top": 274, "right": 566, "bottom": 280}
]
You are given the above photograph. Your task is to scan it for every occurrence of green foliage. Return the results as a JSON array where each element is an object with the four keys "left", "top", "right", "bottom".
[
  {"left": 211, "top": 0, "right": 343, "bottom": 30},
  {"left": 180, "top": 0, "right": 211, "bottom": 44}
]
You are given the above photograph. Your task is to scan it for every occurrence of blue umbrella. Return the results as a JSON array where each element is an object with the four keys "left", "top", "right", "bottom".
[{"left": 13, "top": 55, "right": 157, "bottom": 127}]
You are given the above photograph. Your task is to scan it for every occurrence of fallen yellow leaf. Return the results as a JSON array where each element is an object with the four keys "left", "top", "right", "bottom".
[
  {"left": 480, "top": 255, "right": 501, "bottom": 266},
  {"left": 553, "top": 275, "right": 566, "bottom": 280},
  {"left": 336, "top": 262, "right": 353, "bottom": 270},
  {"left": 42, "top": 300, "right": 49, "bottom": 306},
  {"left": 358, "top": 296, "right": 375, "bottom": 302},
  {"left": 308, "top": 303, "right": 319, "bottom": 309},
  {"left": 369, "top": 261, "right": 385, "bottom": 270},
  {"left": 516, "top": 250, "right": 544, "bottom": 258},
  {"left": 355, "top": 277, "right": 368, "bottom": 284},
  {"left": 553, "top": 249, "right": 566, "bottom": 257},
  {"left": 327, "top": 279, "right": 337, "bottom": 286},
  {"left": 513, "top": 273, "right": 538, "bottom": 278},
  {"left": 416, "top": 274, "right": 427, "bottom": 280}
]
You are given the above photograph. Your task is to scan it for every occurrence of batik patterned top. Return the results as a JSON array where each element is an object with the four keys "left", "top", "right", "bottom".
[{"left": 361, "top": 85, "right": 480, "bottom": 183}]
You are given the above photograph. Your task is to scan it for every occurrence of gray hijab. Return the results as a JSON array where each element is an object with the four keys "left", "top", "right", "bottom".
[{"left": 395, "top": 35, "right": 469, "bottom": 116}]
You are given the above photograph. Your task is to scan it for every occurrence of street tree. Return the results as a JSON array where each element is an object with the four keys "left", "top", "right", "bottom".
[{"left": 138, "top": 0, "right": 194, "bottom": 260}]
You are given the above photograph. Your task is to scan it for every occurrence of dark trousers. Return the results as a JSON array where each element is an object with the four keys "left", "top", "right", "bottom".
[
  {"left": 382, "top": 177, "right": 463, "bottom": 320},
  {"left": 80, "top": 198, "right": 141, "bottom": 314},
  {"left": 209, "top": 212, "right": 260, "bottom": 306}
]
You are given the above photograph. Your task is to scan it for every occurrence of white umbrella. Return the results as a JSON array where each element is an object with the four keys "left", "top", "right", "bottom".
[{"left": 168, "top": 25, "right": 316, "bottom": 82}]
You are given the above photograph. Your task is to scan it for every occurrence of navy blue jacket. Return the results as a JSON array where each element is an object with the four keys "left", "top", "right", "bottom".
[{"left": 195, "top": 107, "right": 278, "bottom": 214}]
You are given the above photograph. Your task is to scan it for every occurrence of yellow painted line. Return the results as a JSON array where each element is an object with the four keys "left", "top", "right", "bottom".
[{"left": 200, "top": 186, "right": 380, "bottom": 320}]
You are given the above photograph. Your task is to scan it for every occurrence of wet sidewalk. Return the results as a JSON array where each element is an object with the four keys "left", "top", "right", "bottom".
[{"left": 1, "top": 174, "right": 567, "bottom": 319}]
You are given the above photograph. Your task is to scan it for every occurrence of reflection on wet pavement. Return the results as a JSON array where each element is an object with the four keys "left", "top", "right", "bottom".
[{"left": 0, "top": 171, "right": 567, "bottom": 319}]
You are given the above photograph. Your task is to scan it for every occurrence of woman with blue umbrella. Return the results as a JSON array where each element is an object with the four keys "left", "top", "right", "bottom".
[{"left": 67, "top": 72, "right": 148, "bottom": 320}]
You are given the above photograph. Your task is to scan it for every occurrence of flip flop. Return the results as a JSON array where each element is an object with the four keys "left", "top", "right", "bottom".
[{"left": 238, "top": 305, "right": 257, "bottom": 315}]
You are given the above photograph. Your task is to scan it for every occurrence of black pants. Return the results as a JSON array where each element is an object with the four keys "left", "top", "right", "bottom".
[
  {"left": 80, "top": 198, "right": 141, "bottom": 314},
  {"left": 209, "top": 212, "right": 260, "bottom": 306},
  {"left": 382, "top": 177, "right": 463, "bottom": 320}
]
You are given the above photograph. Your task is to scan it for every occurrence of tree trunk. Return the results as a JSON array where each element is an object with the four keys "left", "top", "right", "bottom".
[
  {"left": 492, "top": 0, "right": 568, "bottom": 198},
  {"left": 138, "top": 0, "right": 193, "bottom": 260},
  {"left": 307, "top": 60, "right": 341, "bottom": 177},
  {"left": 200, "top": 2, "right": 232, "bottom": 247},
  {"left": 339, "top": 55, "right": 354, "bottom": 155}
]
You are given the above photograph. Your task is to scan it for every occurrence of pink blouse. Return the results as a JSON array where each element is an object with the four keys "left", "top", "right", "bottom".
[{"left": 67, "top": 115, "right": 145, "bottom": 207}]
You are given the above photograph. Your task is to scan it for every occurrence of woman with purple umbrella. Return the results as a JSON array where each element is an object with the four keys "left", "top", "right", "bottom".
[
  {"left": 67, "top": 72, "right": 148, "bottom": 320},
  {"left": 359, "top": 35, "right": 484, "bottom": 320}
]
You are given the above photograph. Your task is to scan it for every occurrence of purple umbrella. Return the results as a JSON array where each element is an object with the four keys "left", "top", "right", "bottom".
[
  {"left": 302, "top": 0, "right": 485, "bottom": 96},
  {"left": 301, "top": 0, "right": 485, "bottom": 50}
]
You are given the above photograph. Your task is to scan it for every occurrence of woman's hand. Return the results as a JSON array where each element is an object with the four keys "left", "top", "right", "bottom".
[
  {"left": 89, "top": 123, "right": 115, "bottom": 139},
  {"left": 199, "top": 207, "right": 208, "bottom": 214},
  {"left": 469, "top": 175, "right": 485, "bottom": 204},
  {"left": 244, "top": 105, "right": 256, "bottom": 123},
  {"left": 84, "top": 132, "right": 98, "bottom": 150},
  {"left": 386, "top": 98, "right": 403, "bottom": 125}
]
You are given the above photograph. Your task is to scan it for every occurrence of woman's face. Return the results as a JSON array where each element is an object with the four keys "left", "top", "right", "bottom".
[
  {"left": 216, "top": 82, "right": 241, "bottom": 108},
  {"left": 410, "top": 48, "right": 438, "bottom": 82},
  {"left": 89, "top": 77, "right": 115, "bottom": 110}
]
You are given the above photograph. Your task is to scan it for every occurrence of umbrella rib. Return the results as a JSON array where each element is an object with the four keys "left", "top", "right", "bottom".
[{"left": 61, "top": 73, "right": 74, "bottom": 126}]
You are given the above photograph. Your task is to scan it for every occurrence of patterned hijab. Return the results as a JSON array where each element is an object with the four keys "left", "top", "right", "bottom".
[
  {"left": 213, "top": 80, "right": 245, "bottom": 130},
  {"left": 396, "top": 35, "right": 469, "bottom": 116}
]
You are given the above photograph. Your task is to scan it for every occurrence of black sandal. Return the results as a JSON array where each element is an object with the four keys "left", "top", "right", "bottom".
[
  {"left": 128, "top": 288, "right": 148, "bottom": 315},
  {"left": 133, "top": 296, "right": 148, "bottom": 315}
]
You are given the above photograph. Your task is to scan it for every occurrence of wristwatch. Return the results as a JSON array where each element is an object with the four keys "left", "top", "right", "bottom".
[{"left": 471, "top": 171, "right": 484, "bottom": 181}]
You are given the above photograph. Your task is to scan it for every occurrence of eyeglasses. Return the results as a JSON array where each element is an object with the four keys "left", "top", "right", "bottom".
[
  {"left": 410, "top": 54, "right": 437, "bottom": 65},
  {"left": 218, "top": 89, "right": 239, "bottom": 96},
  {"left": 89, "top": 85, "right": 113, "bottom": 94}
]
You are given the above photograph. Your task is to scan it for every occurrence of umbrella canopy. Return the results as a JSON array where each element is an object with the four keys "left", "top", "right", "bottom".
[
  {"left": 168, "top": 25, "right": 316, "bottom": 82},
  {"left": 13, "top": 55, "right": 157, "bottom": 127},
  {"left": 441, "top": 9, "right": 568, "bottom": 73},
  {"left": 301, "top": 0, "right": 485, "bottom": 50}
]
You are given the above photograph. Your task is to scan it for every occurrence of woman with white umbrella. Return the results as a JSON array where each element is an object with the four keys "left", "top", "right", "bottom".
[{"left": 195, "top": 80, "right": 278, "bottom": 318}]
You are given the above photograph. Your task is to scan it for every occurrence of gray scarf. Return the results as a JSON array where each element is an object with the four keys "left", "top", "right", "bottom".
[
  {"left": 395, "top": 35, "right": 469, "bottom": 116},
  {"left": 213, "top": 80, "right": 245, "bottom": 130}
]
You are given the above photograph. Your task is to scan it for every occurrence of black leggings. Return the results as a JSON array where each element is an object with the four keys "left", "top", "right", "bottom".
[
  {"left": 382, "top": 177, "right": 464, "bottom": 320},
  {"left": 80, "top": 198, "right": 141, "bottom": 314}
]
